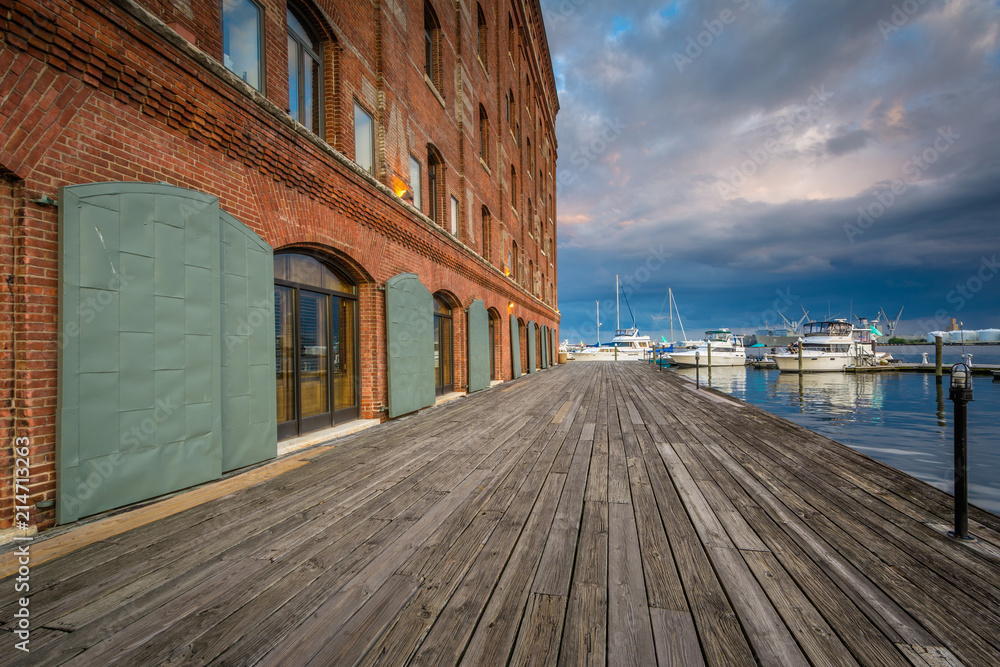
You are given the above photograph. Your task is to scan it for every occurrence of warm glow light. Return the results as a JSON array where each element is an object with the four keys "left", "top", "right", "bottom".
[{"left": 392, "top": 177, "right": 407, "bottom": 198}]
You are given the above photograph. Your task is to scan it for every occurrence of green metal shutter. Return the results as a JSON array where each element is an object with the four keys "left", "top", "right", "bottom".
[
  {"left": 58, "top": 182, "right": 223, "bottom": 524},
  {"left": 220, "top": 211, "right": 277, "bottom": 472},
  {"left": 509, "top": 313, "right": 521, "bottom": 379},
  {"left": 466, "top": 299, "right": 489, "bottom": 393},
  {"left": 527, "top": 321, "right": 536, "bottom": 373},
  {"left": 386, "top": 273, "right": 435, "bottom": 417}
]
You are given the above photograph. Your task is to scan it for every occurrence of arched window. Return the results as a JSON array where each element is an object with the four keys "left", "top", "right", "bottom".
[
  {"left": 506, "top": 89, "right": 513, "bottom": 123},
  {"left": 510, "top": 165, "right": 517, "bottom": 207},
  {"left": 274, "top": 252, "right": 359, "bottom": 439},
  {"left": 508, "top": 14, "right": 514, "bottom": 55},
  {"left": 425, "top": 3, "right": 442, "bottom": 93},
  {"left": 511, "top": 240, "right": 519, "bottom": 281},
  {"left": 479, "top": 105, "right": 490, "bottom": 162},
  {"left": 286, "top": 7, "right": 322, "bottom": 134},
  {"left": 428, "top": 144, "right": 444, "bottom": 224},
  {"left": 477, "top": 4, "right": 488, "bottom": 67},
  {"left": 433, "top": 295, "right": 454, "bottom": 395}
]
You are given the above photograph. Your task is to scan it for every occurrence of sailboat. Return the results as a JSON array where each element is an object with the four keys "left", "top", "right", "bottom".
[
  {"left": 656, "top": 288, "right": 701, "bottom": 357},
  {"left": 575, "top": 275, "right": 652, "bottom": 360}
]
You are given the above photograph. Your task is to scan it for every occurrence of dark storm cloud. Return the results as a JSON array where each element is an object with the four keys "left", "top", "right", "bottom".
[{"left": 541, "top": 0, "right": 1000, "bottom": 337}]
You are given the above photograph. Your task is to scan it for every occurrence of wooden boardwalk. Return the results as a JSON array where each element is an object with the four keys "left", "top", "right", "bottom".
[{"left": 4, "top": 362, "right": 1000, "bottom": 665}]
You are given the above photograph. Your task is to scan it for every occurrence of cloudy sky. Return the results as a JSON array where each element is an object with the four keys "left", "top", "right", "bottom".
[{"left": 541, "top": 0, "right": 1000, "bottom": 342}]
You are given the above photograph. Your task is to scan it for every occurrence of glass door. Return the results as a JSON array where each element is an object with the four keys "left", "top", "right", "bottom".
[
  {"left": 298, "top": 289, "right": 331, "bottom": 432},
  {"left": 274, "top": 253, "right": 359, "bottom": 440}
]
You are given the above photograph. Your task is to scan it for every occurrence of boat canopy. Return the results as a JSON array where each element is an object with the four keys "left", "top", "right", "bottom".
[{"left": 803, "top": 321, "right": 853, "bottom": 336}]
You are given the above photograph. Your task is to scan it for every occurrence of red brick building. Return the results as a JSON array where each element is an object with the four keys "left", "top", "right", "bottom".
[{"left": 0, "top": 0, "right": 559, "bottom": 531}]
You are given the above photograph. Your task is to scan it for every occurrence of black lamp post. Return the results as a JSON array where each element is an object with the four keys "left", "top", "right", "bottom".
[
  {"left": 695, "top": 351, "right": 700, "bottom": 390},
  {"left": 948, "top": 363, "right": 974, "bottom": 541}
]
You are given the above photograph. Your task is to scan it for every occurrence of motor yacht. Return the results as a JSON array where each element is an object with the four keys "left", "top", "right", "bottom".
[
  {"left": 773, "top": 320, "right": 877, "bottom": 372},
  {"left": 666, "top": 329, "right": 747, "bottom": 367}
]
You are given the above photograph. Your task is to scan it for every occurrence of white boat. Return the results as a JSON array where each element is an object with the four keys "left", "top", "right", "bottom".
[
  {"left": 666, "top": 329, "right": 747, "bottom": 367},
  {"left": 773, "top": 320, "right": 877, "bottom": 372},
  {"left": 575, "top": 275, "right": 652, "bottom": 361},
  {"left": 576, "top": 327, "right": 653, "bottom": 360}
]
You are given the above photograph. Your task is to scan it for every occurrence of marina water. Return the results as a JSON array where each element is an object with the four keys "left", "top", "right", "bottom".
[{"left": 667, "top": 345, "right": 1000, "bottom": 514}]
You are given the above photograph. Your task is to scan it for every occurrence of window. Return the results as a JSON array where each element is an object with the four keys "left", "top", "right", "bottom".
[
  {"left": 287, "top": 8, "right": 322, "bottom": 134},
  {"left": 511, "top": 240, "right": 519, "bottom": 281},
  {"left": 510, "top": 166, "right": 517, "bottom": 207},
  {"left": 482, "top": 206, "right": 492, "bottom": 263},
  {"left": 409, "top": 155, "right": 422, "bottom": 210},
  {"left": 506, "top": 90, "right": 513, "bottom": 123},
  {"left": 515, "top": 121, "right": 520, "bottom": 147},
  {"left": 450, "top": 195, "right": 459, "bottom": 235},
  {"left": 479, "top": 106, "right": 490, "bottom": 162},
  {"left": 222, "top": 0, "right": 263, "bottom": 91},
  {"left": 424, "top": 3, "right": 442, "bottom": 91},
  {"left": 353, "top": 102, "right": 374, "bottom": 174},
  {"left": 274, "top": 253, "right": 359, "bottom": 439},
  {"left": 508, "top": 14, "right": 514, "bottom": 55},
  {"left": 477, "top": 4, "right": 488, "bottom": 66},
  {"left": 527, "top": 137, "right": 533, "bottom": 174},
  {"left": 428, "top": 145, "right": 444, "bottom": 224}
]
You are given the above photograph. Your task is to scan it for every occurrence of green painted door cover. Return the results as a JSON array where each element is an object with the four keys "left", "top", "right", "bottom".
[
  {"left": 509, "top": 313, "right": 521, "bottom": 379},
  {"left": 467, "top": 299, "right": 490, "bottom": 393},
  {"left": 58, "top": 182, "right": 223, "bottom": 523},
  {"left": 385, "top": 273, "right": 435, "bottom": 417},
  {"left": 57, "top": 182, "right": 278, "bottom": 524},
  {"left": 219, "top": 211, "right": 277, "bottom": 472}
]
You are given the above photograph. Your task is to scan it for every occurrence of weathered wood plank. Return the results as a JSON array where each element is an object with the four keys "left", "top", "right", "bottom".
[
  {"left": 508, "top": 593, "right": 568, "bottom": 666},
  {"left": 649, "top": 608, "right": 705, "bottom": 667},
  {"left": 607, "top": 501, "right": 657, "bottom": 666}
]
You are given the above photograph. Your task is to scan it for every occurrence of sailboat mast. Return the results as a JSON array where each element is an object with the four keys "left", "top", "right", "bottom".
[
  {"left": 596, "top": 300, "right": 600, "bottom": 345},
  {"left": 616, "top": 274, "right": 620, "bottom": 332},
  {"left": 669, "top": 288, "right": 674, "bottom": 343}
]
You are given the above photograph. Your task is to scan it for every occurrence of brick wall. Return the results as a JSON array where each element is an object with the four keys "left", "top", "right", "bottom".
[{"left": 0, "top": 0, "right": 559, "bottom": 530}]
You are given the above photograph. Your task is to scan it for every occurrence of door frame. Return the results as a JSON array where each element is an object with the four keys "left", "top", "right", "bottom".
[{"left": 275, "top": 255, "right": 360, "bottom": 440}]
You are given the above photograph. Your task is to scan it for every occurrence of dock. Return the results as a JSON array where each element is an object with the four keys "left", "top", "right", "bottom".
[
  {"left": 4, "top": 363, "right": 1000, "bottom": 665},
  {"left": 846, "top": 363, "right": 1000, "bottom": 374}
]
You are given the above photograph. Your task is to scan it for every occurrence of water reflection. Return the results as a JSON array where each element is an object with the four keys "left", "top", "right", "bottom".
[{"left": 667, "top": 365, "right": 1000, "bottom": 514}]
